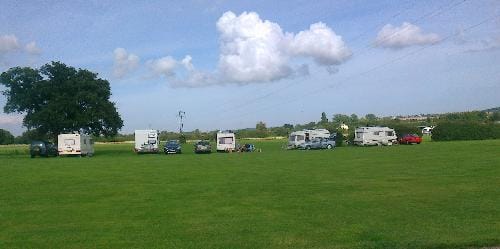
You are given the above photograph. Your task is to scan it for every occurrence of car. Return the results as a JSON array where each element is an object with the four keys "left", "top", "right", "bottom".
[
  {"left": 30, "top": 140, "right": 58, "bottom": 158},
  {"left": 300, "top": 137, "right": 335, "bottom": 150},
  {"left": 398, "top": 134, "right": 422, "bottom": 144},
  {"left": 194, "top": 140, "right": 211, "bottom": 154},
  {"left": 164, "top": 140, "right": 182, "bottom": 154}
]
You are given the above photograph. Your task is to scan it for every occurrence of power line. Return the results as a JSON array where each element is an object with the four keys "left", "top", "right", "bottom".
[{"left": 225, "top": 13, "right": 499, "bottom": 122}]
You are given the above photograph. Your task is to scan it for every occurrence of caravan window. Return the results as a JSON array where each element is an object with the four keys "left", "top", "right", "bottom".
[
  {"left": 64, "top": 139, "right": 75, "bottom": 145},
  {"left": 289, "top": 135, "right": 296, "bottom": 142},
  {"left": 386, "top": 131, "right": 394, "bottom": 136},
  {"left": 355, "top": 132, "right": 363, "bottom": 138},
  {"left": 373, "top": 131, "right": 380, "bottom": 135},
  {"left": 219, "top": 137, "right": 233, "bottom": 144}
]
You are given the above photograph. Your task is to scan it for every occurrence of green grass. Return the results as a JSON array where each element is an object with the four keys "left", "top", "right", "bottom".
[{"left": 1, "top": 140, "right": 499, "bottom": 248}]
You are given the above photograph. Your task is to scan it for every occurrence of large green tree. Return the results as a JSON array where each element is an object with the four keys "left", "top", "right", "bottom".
[{"left": 0, "top": 62, "right": 123, "bottom": 138}]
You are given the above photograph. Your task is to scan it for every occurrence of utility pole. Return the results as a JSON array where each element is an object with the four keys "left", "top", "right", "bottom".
[{"left": 177, "top": 110, "right": 186, "bottom": 134}]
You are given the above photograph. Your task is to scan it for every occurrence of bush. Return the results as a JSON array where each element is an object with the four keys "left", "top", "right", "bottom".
[{"left": 432, "top": 122, "right": 500, "bottom": 141}]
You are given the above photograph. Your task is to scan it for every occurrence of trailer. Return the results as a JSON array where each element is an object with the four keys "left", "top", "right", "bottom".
[
  {"left": 288, "top": 129, "right": 331, "bottom": 149},
  {"left": 134, "top": 130, "right": 160, "bottom": 153},
  {"left": 353, "top": 126, "right": 397, "bottom": 146},
  {"left": 216, "top": 131, "right": 236, "bottom": 152},
  {"left": 57, "top": 133, "right": 94, "bottom": 156}
]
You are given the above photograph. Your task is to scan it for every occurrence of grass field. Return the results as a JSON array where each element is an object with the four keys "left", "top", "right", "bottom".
[{"left": 1, "top": 140, "right": 499, "bottom": 248}]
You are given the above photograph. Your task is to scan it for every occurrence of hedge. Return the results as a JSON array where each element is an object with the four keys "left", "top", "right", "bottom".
[{"left": 431, "top": 122, "right": 500, "bottom": 141}]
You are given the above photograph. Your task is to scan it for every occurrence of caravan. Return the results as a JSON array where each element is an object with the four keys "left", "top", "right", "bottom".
[
  {"left": 288, "top": 129, "right": 331, "bottom": 149},
  {"left": 353, "top": 126, "right": 397, "bottom": 146},
  {"left": 58, "top": 133, "right": 94, "bottom": 156},
  {"left": 134, "top": 130, "right": 160, "bottom": 153},
  {"left": 216, "top": 131, "right": 236, "bottom": 152}
]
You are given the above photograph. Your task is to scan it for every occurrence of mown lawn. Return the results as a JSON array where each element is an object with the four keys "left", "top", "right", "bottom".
[{"left": 0, "top": 140, "right": 499, "bottom": 248}]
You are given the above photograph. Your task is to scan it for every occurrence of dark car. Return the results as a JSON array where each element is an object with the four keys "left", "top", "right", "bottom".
[
  {"left": 398, "top": 134, "right": 422, "bottom": 144},
  {"left": 30, "top": 140, "right": 58, "bottom": 158},
  {"left": 194, "top": 140, "right": 211, "bottom": 154},
  {"left": 164, "top": 140, "right": 182, "bottom": 154}
]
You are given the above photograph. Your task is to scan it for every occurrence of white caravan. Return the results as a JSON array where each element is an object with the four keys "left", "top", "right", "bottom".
[
  {"left": 58, "top": 133, "right": 94, "bottom": 156},
  {"left": 216, "top": 131, "right": 236, "bottom": 152},
  {"left": 353, "top": 126, "right": 397, "bottom": 146},
  {"left": 288, "top": 129, "right": 331, "bottom": 149},
  {"left": 134, "top": 130, "right": 160, "bottom": 153}
]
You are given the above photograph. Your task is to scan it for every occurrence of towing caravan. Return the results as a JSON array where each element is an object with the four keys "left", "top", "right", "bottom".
[
  {"left": 353, "top": 126, "right": 397, "bottom": 146},
  {"left": 288, "top": 129, "right": 331, "bottom": 149},
  {"left": 58, "top": 133, "right": 94, "bottom": 156},
  {"left": 216, "top": 131, "right": 236, "bottom": 152},
  {"left": 134, "top": 130, "right": 160, "bottom": 153}
]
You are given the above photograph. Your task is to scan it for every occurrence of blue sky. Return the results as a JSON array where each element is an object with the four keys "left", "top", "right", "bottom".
[{"left": 1, "top": 0, "right": 499, "bottom": 135}]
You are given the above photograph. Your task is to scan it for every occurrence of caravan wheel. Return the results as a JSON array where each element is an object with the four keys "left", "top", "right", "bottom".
[{"left": 326, "top": 144, "right": 333, "bottom": 149}]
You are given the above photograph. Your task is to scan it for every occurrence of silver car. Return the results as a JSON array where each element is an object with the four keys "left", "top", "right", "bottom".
[{"left": 300, "top": 137, "right": 335, "bottom": 150}]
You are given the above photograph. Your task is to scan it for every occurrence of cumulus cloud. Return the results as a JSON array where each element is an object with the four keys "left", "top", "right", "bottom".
[
  {"left": 288, "top": 22, "right": 352, "bottom": 65},
  {"left": 216, "top": 11, "right": 293, "bottom": 83},
  {"left": 164, "top": 11, "right": 351, "bottom": 87},
  {"left": 25, "top": 41, "right": 42, "bottom": 55},
  {"left": 147, "top": 56, "right": 177, "bottom": 77},
  {"left": 375, "top": 22, "right": 441, "bottom": 49},
  {"left": 113, "top": 48, "right": 139, "bottom": 78},
  {"left": 0, "top": 34, "right": 20, "bottom": 54}
]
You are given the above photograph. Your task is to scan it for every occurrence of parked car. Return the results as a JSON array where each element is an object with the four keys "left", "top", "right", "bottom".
[
  {"left": 398, "top": 134, "right": 422, "bottom": 144},
  {"left": 30, "top": 140, "right": 58, "bottom": 158},
  {"left": 164, "top": 140, "right": 182, "bottom": 154},
  {"left": 194, "top": 140, "right": 211, "bottom": 154},
  {"left": 299, "top": 137, "right": 335, "bottom": 150}
]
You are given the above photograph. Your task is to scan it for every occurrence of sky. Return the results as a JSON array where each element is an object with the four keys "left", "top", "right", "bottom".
[{"left": 1, "top": 0, "right": 499, "bottom": 135}]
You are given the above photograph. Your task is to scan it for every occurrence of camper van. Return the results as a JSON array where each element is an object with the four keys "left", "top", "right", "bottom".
[
  {"left": 134, "top": 130, "right": 160, "bottom": 153},
  {"left": 353, "top": 126, "right": 397, "bottom": 146},
  {"left": 58, "top": 133, "right": 94, "bottom": 156},
  {"left": 288, "top": 129, "right": 331, "bottom": 149},
  {"left": 216, "top": 131, "right": 236, "bottom": 152}
]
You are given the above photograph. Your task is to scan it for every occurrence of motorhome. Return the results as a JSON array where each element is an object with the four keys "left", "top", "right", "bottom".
[
  {"left": 57, "top": 133, "right": 94, "bottom": 156},
  {"left": 134, "top": 130, "right": 160, "bottom": 153},
  {"left": 353, "top": 126, "right": 397, "bottom": 146},
  {"left": 216, "top": 131, "right": 236, "bottom": 152},
  {"left": 288, "top": 129, "right": 331, "bottom": 149}
]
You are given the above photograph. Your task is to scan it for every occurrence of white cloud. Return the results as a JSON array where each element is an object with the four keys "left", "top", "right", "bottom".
[
  {"left": 113, "top": 48, "right": 139, "bottom": 78},
  {"left": 25, "top": 41, "right": 42, "bottom": 55},
  {"left": 375, "top": 22, "right": 441, "bottom": 49},
  {"left": 167, "top": 11, "right": 351, "bottom": 87},
  {"left": 216, "top": 11, "right": 292, "bottom": 83},
  {"left": 288, "top": 22, "right": 352, "bottom": 65},
  {"left": 0, "top": 114, "right": 23, "bottom": 125},
  {"left": 147, "top": 56, "right": 177, "bottom": 77},
  {"left": 0, "top": 34, "right": 20, "bottom": 54}
]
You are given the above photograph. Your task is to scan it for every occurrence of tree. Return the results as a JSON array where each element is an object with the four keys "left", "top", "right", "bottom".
[
  {"left": 0, "top": 129, "right": 15, "bottom": 145},
  {"left": 350, "top": 114, "right": 359, "bottom": 124},
  {"left": 0, "top": 62, "right": 123, "bottom": 138},
  {"left": 364, "top": 113, "right": 378, "bottom": 124},
  {"left": 256, "top": 121, "right": 268, "bottom": 138},
  {"left": 320, "top": 112, "right": 328, "bottom": 126}
]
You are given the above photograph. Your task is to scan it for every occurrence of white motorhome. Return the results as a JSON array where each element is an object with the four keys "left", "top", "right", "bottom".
[
  {"left": 353, "top": 126, "right": 397, "bottom": 146},
  {"left": 58, "top": 133, "right": 94, "bottom": 156},
  {"left": 134, "top": 130, "right": 160, "bottom": 153},
  {"left": 216, "top": 131, "right": 236, "bottom": 152},
  {"left": 288, "top": 129, "right": 331, "bottom": 149}
]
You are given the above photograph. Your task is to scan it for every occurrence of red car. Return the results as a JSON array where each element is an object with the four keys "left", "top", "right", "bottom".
[{"left": 398, "top": 134, "right": 422, "bottom": 144}]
